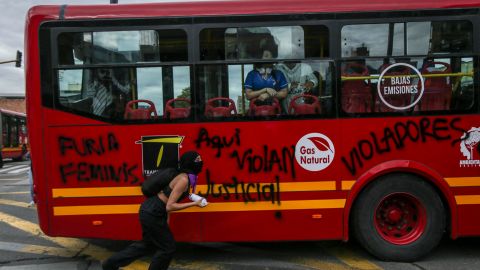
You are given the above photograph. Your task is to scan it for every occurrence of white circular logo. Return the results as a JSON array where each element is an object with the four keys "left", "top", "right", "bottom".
[
  {"left": 295, "top": 133, "right": 335, "bottom": 171},
  {"left": 377, "top": 63, "right": 424, "bottom": 110}
]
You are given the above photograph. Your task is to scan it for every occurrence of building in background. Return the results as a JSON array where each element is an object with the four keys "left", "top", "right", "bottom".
[{"left": 0, "top": 93, "right": 26, "bottom": 114}]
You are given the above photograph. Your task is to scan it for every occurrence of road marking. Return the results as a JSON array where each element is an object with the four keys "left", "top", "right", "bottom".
[
  {"left": 325, "top": 246, "right": 382, "bottom": 270},
  {"left": 0, "top": 198, "right": 30, "bottom": 208},
  {"left": 6, "top": 167, "right": 30, "bottom": 174},
  {"left": 0, "top": 240, "right": 76, "bottom": 257},
  {"left": 0, "top": 211, "right": 150, "bottom": 270},
  {"left": 0, "top": 165, "right": 29, "bottom": 174},
  {"left": 290, "top": 257, "right": 351, "bottom": 270}
]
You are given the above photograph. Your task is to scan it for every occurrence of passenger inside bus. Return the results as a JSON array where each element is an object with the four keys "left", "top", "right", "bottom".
[
  {"left": 276, "top": 61, "right": 319, "bottom": 114},
  {"left": 86, "top": 68, "right": 131, "bottom": 119},
  {"left": 244, "top": 50, "right": 288, "bottom": 115}
]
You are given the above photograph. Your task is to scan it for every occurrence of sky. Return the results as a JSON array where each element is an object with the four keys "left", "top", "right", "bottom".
[{"left": 0, "top": 0, "right": 183, "bottom": 96}]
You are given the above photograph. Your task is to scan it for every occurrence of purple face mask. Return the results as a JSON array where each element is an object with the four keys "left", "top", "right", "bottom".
[{"left": 188, "top": 173, "right": 198, "bottom": 193}]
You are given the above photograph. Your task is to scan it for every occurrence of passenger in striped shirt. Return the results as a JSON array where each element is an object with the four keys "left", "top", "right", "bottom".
[{"left": 88, "top": 69, "right": 130, "bottom": 118}]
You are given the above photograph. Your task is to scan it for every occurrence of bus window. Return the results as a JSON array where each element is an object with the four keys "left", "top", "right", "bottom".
[
  {"left": 407, "top": 21, "right": 473, "bottom": 55},
  {"left": 341, "top": 20, "right": 474, "bottom": 115},
  {"left": 340, "top": 56, "right": 475, "bottom": 114},
  {"left": 198, "top": 60, "right": 334, "bottom": 118},
  {"left": 200, "top": 25, "right": 329, "bottom": 61},
  {"left": 136, "top": 66, "right": 191, "bottom": 118},
  {"left": 1, "top": 115, "right": 7, "bottom": 147},
  {"left": 342, "top": 23, "right": 405, "bottom": 57},
  {"left": 58, "top": 29, "right": 187, "bottom": 65},
  {"left": 58, "top": 65, "right": 192, "bottom": 121}
]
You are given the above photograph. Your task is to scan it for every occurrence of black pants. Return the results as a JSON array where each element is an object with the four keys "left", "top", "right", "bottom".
[{"left": 103, "top": 204, "right": 175, "bottom": 270}]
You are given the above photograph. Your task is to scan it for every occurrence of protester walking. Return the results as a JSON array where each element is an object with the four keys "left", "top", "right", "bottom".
[{"left": 102, "top": 151, "right": 208, "bottom": 270}]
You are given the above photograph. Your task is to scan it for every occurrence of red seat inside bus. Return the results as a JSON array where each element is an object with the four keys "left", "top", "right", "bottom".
[
  {"left": 164, "top": 98, "right": 191, "bottom": 120},
  {"left": 341, "top": 62, "right": 372, "bottom": 113},
  {"left": 288, "top": 94, "right": 321, "bottom": 115},
  {"left": 249, "top": 98, "right": 281, "bottom": 116},
  {"left": 375, "top": 64, "right": 411, "bottom": 112},
  {"left": 415, "top": 61, "right": 452, "bottom": 111},
  {"left": 204, "top": 97, "right": 237, "bottom": 117},
  {"left": 124, "top": 100, "right": 158, "bottom": 120}
]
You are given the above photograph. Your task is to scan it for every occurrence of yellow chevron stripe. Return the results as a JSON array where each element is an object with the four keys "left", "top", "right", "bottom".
[
  {"left": 53, "top": 199, "right": 346, "bottom": 216},
  {"left": 341, "top": 181, "right": 355, "bottom": 190},
  {"left": 455, "top": 195, "right": 480, "bottom": 205},
  {"left": 445, "top": 177, "right": 480, "bottom": 187},
  {"left": 52, "top": 181, "right": 337, "bottom": 198}
]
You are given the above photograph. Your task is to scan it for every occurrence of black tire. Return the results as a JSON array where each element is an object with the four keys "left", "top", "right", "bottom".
[{"left": 352, "top": 173, "right": 445, "bottom": 262}]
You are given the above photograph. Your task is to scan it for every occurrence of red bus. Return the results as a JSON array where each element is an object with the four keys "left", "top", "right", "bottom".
[
  {"left": 0, "top": 109, "right": 28, "bottom": 165},
  {"left": 26, "top": 0, "right": 479, "bottom": 261}
]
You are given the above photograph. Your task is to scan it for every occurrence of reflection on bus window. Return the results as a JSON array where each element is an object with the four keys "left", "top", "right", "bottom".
[
  {"left": 342, "top": 21, "right": 472, "bottom": 58},
  {"left": 200, "top": 25, "right": 329, "bottom": 61},
  {"left": 407, "top": 21, "right": 473, "bottom": 55},
  {"left": 58, "top": 29, "right": 187, "bottom": 65},
  {"left": 197, "top": 61, "right": 334, "bottom": 119}
]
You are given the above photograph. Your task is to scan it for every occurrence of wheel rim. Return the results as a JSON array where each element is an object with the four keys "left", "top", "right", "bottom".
[{"left": 374, "top": 192, "right": 427, "bottom": 245}]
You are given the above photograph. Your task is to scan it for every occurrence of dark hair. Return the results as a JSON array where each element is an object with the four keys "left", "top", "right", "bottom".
[{"left": 179, "top": 151, "right": 200, "bottom": 173}]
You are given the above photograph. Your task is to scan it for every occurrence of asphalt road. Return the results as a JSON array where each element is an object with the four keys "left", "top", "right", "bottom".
[{"left": 1, "top": 160, "right": 480, "bottom": 270}]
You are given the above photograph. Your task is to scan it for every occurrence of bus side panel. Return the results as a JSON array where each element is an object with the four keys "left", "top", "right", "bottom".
[
  {"left": 25, "top": 9, "right": 61, "bottom": 236},
  {"left": 43, "top": 115, "right": 345, "bottom": 241},
  {"left": 338, "top": 115, "right": 480, "bottom": 239}
]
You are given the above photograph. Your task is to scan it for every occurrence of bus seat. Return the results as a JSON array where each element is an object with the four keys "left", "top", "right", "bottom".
[
  {"left": 124, "top": 100, "right": 158, "bottom": 120},
  {"left": 205, "top": 97, "right": 237, "bottom": 117},
  {"left": 288, "top": 94, "right": 321, "bottom": 115},
  {"left": 375, "top": 64, "right": 411, "bottom": 112},
  {"left": 416, "top": 61, "right": 452, "bottom": 111},
  {"left": 341, "top": 62, "right": 372, "bottom": 113},
  {"left": 164, "top": 98, "right": 191, "bottom": 120},
  {"left": 249, "top": 98, "right": 281, "bottom": 116}
]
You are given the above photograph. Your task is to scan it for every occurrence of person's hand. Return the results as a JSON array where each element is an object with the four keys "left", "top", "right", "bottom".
[
  {"left": 266, "top": 88, "right": 277, "bottom": 97},
  {"left": 304, "top": 81, "right": 314, "bottom": 91},
  {"left": 258, "top": 93, "right": 270, "bottom": 101}
]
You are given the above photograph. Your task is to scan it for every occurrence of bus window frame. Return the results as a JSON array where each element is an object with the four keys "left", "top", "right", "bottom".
[{"left": 39, "top": 8, "right": 480, "bottom": 125}]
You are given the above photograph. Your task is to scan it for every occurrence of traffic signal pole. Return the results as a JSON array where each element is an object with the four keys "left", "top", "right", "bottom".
[{"left": 0, "top": 50, "right": 22, "bottom": 67}]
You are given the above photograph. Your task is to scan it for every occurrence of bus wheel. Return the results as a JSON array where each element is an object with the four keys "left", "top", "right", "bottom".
[{"left": 352, "top": 174, "right": 445, "bottom": 262}]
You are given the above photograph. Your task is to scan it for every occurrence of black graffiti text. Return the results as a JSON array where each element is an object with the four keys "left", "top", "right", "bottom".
[
  {"left": 230, "top": 145, "right": 296, "bottom": 179},
  {"left": 198, "top": 169, "right": 281, "bottom": 204},
  {"left": 59, "top": 162, "right": 139, "bottom": 184},
  {"left": 59, "top": 133, "right": 119, "bottom": 157},
  {"left": 194, "top": 128, "right": 240, "bottom": 157},
  {"left": 341, "top": 117, "right": 464, "bottom": 175}
]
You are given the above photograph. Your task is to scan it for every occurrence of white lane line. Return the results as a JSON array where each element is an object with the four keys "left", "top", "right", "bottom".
[
  {"left": 7, "top": 167, "right": 30, "bottom": 174},
  {"left": 0, "top": 165, "right": 29, "bottom": 174}
]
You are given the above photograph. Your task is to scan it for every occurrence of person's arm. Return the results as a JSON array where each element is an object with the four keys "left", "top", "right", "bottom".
[
  {"left": 245, "top": 88, "right": 270, "bottom": 100},
  {"left": 164, "top": 174, "right": 202, "bottom": 212},
  {"left": 274, "top": 71, "right": 289, "bottom": 100},
  {"left": 303, "top": 65, "right": 318, "bottom": 90},
  {"left": 276, "top": 88, "right": 288, "bottom": 99}
]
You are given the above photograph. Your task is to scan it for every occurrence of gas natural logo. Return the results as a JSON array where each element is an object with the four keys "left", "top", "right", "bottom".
[{"left": 295, "top": 133, "right": 335, "bottom": 171}]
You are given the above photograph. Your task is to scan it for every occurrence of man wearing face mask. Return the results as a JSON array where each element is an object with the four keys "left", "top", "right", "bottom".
[
  {"left": 102, "top": 151, "right": 207, "bottom": 270},
  {"left": 244, "top": 51, "right": 288, "bottom": 106}
]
